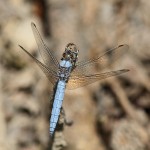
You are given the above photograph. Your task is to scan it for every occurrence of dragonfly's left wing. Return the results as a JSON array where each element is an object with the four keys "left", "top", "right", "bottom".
[
  {"left": 67, "top": 69, "right": 129, "bottom": 90},
  {"left": 19, "top": 45, "right": 58, "bottom": 86},
  {"left": 31, "top": 22, "right": 59, "bottom": 72}
]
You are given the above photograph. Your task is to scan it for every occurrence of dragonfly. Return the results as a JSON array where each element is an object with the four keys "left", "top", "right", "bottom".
[{"left": 19, "top": 22, "right": 129, "bottom": 136}]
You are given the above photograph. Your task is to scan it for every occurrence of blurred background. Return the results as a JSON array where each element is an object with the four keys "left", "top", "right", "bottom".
[{"left": 0, "top": 0, "right": 150, "bottom": 150}]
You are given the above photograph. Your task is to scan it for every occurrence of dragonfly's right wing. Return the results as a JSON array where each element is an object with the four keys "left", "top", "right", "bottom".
[
  {"left": 67, "top": 69, "right": 129, "bottom": 90},
  {"left": 19, "top": 45, "right": 58, "bottom": 85},
  {"left": 71, "top": 44, "right": 129, "bottom": 76},
  {"left": 31, "top": 22, "right": 59, "bottom": 72}
]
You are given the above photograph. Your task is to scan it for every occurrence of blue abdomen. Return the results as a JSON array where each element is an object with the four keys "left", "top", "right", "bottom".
[{"left": 50, "top": 80, "right": 66, "bottom": 135}]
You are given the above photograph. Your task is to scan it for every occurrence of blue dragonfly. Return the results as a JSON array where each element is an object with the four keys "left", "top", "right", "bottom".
[{"left": 19, "top": 23, "right": 129, "bottom": 136}]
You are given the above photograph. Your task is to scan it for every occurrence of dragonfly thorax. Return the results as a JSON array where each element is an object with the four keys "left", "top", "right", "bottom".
[
  {"left": 61, "top": 43, "right": 79, "bottom": 70},
  {"left": 58, "top": 60, "right": 72, "bottom": 82}
]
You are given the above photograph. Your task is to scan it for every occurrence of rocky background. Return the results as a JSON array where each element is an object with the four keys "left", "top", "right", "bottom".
[{"left": 0, "top": 0, "right": 150, "bottom": 150}]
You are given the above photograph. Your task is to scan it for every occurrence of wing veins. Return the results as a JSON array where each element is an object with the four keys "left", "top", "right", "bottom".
[
  {"left": 72, "top": 44, "right": 129, "bottom": 76},
  {"left": 31, "top": 22, "right": 59, "bottom": 69},
  {"left": 19, "top": 45, "right": 58, "bottom": 85},
  {"left": 67, "top": 69, "right": 129, "bottom": 89}
]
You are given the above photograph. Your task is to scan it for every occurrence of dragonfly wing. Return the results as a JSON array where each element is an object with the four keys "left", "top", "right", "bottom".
[
  {"left": 31, "top": 22, "right": 59, "bottom": 72},
  {"left": 67, "top": 69, "right": 129, "bottom": 90},
  {"left": 72, "top": 44, "right": 129, "bottom": 76},
  {"left": 19, "top": 45, "right": 58, "bottom": 85}
]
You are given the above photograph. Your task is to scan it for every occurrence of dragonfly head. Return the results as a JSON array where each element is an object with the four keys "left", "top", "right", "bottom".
[{"left": 62, "top": 43, "right": 79, "bottom": 68}]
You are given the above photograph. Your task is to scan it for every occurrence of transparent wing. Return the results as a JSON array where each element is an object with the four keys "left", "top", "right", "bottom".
[
  {"left": 67, "top": 69, "right": 129, "bottom": 90},
  {"left": 31, "top": 22, "right": 59, "bottom": 72},
  {"left": 72, "top": 44, "right": 129, "bottom": 76},
  {"left": 19, "top": 45, "right": 58, "bottom": 85}
]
